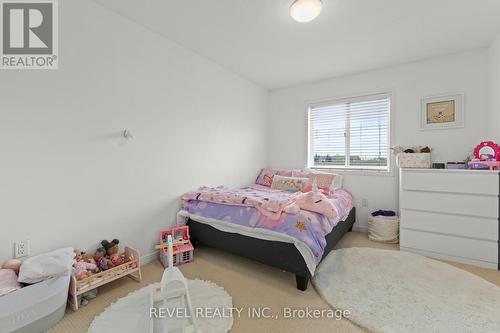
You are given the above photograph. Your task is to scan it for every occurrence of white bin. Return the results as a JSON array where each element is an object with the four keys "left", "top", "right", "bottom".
[{"left": 0, "top": 272, "right": 70, "bottom": 332}]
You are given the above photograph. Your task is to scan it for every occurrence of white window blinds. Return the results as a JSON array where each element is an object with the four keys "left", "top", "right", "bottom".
[{"left": 308, "top": 94, "right": 390, "bottom": 170}]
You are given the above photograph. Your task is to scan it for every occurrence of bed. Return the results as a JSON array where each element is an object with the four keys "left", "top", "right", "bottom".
[
  {"left": 186, "top": 208, "right": 355, "bottom": 291},
  {"left": 178, "top": 172, "right": 355, "bottom": 291}
]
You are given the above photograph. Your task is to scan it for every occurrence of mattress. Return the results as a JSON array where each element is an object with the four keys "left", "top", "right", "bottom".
[
  {"left": 179, "top": 188, "right": 354, "bottom": 275},
  {"left": 0, "top": 274, "right": 70, "bottom": 333}
]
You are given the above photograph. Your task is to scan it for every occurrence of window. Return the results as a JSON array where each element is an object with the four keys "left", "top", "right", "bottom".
[{"left": 308, "top": 93, "right": 391, "bottom": 171}]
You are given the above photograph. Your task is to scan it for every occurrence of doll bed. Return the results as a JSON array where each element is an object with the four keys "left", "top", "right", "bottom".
[
  {"left": 186, "top": 207, "right": 356, "bottom": 291},
  {"left": 0, "top": 274, "right": 71, "bottom": 333}
]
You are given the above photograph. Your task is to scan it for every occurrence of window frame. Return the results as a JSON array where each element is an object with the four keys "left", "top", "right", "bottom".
[{"left": 307, "top": 92, "right": 392, "bottom": 172}]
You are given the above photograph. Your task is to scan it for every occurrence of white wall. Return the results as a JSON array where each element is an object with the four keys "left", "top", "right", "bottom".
[
  {"left": 0, "top": 1, "right": 268, "bottom": 262},
  {"left": 489, "top": 33, "right": 500, "bottom": 142},
  {"left": 268, "top": 50, "right": 489, "bottom": 229}
]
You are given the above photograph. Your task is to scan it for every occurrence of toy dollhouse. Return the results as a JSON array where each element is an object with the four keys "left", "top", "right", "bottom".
[{"left": 157, "top": 225, "right": 194, "bottom": 268}]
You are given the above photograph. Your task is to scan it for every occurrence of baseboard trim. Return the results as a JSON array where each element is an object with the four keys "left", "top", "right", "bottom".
[
  {"left": 352, "top": 225, "right": 368, "bottom": 233},
  {"left": 141, "top": 251, "right": 159, "bottom": 265},
  {"left": 400, "top": 246, "right": 497, "bottom": 270}
]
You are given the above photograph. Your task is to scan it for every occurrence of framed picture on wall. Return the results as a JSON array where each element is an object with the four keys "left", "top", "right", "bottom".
[{"left": 420, "top": 93, "right": 464, "bottom": 130}]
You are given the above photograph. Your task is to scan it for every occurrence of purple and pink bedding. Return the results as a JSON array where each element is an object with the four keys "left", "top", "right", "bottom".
[
  {"left": 182, "top": 186, "right": 353, "bottom": 263},
  {"left": 182, "top": 185, "right": 301, "bottom": 219}
]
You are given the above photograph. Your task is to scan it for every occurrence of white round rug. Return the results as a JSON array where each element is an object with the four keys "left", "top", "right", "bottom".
[
  {"left": 87, "top": 279, "right": 233, "bottom": 333},
  {"left": 313, "top": 248, "right": 500, "bottom": 333}
]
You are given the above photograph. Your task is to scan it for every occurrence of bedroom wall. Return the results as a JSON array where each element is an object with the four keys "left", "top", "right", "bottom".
[
  {"left": 0, "top": 1, "right": 268, "bottom": 262},
  {"left": 489, "top": 33, "right": 500, "bottom": 142},
  {"left": 268, "top": 49, "right": 489, "bottom": 230}
]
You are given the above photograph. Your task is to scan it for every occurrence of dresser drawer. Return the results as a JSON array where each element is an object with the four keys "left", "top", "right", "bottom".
[
  {"left": 400, "top": 190, "right": 498, "bottom": 218},
  {"left": 400, "top": 209, "right": 498, "bottom": 241},
  {"left": 400, "top": 170, "right": 499, "bottom": 195},
  {"left": 400, "top": 229, "right": 498, "bottom": 263}
]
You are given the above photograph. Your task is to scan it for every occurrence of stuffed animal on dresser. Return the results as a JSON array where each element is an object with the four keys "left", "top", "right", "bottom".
[{"left": 101, "top": 239, "right": 126, "bottom": 266}]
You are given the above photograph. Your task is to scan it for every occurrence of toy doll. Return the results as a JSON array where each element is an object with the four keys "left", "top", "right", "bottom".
[
  {"left": 82, "top": 252, "right": 98, "bottom": 268},
  {"left": 74, "top": 250, "right": 98, "bottom": 270},
  {"left": 94, "top": 247, "right": 112, "bottom": 271},
  {"left": 101, "top": 239, "right": 126, "bottom": 266},
  {"left": 73, "top": 250, "right": 98, "bottom": 280}
]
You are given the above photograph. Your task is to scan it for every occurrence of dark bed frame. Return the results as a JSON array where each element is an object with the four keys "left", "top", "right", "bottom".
[{"left": 187, "top": 207, "right": 356, "bottom": 291}]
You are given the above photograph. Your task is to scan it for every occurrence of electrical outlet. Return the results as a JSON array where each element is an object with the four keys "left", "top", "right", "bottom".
[
  {"left": 14, "top": 239, "right": 30, "bottom": 258},
  {"left": 361, "top": 198, "right": 369, "bottom": 207}
]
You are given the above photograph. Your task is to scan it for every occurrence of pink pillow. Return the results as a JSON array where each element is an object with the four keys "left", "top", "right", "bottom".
[
  {"left": 0, "top": 269, "right": 21, "bottom": 297},
  {"left": 295, "top": 191, "right": 337, "bottom": 218},
  {"left": 303, "top": 173, "right": 335, "bottom": 195},
  {"left": 291, "top": 170, "right": 310, "bottom": 178},
  {"left": 255, "top": 168, "right": 294, "bottom": 187}
]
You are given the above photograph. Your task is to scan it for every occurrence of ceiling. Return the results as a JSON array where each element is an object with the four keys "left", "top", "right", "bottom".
[{"left": 93, "top": 0, "right": 500, "bottom": 89}]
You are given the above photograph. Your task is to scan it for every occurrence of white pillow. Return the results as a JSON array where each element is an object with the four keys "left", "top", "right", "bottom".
[
  {"left": 18, "top": 247, "right": 74, "bottom": 284},
  {"left": 271, "top": 175, "right": 309, "bottom": 192}
]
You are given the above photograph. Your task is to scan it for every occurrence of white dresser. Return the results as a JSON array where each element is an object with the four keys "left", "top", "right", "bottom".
[{"left": 399, "top": 168, "right": 499, "bottom": 269}]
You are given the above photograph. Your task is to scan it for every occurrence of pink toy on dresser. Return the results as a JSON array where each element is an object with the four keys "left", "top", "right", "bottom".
[{"left": 468, "top": 141, "right": 500, "bottom": 170}]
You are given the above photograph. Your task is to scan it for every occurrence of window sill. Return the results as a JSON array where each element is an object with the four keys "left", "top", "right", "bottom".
[{"left": 308, "top": 166, "right": 394, "bottom": 177}]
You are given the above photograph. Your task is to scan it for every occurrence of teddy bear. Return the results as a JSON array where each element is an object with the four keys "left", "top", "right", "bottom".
[
  {"left": 94, "top": 247, "right": 112, "bottom": 271},
  {"left": 101, "top": 239, "right": 126, "bottom": 266}
]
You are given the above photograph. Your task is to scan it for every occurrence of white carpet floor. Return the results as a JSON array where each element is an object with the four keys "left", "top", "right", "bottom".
[
  {"left": 314, "top": 247, "right": 500, "bottom": 333},
  {"left": 47, "top": 232, "right": 500, "bottom": 333}
]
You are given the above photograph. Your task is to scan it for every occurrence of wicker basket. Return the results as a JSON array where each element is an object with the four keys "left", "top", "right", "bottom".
[
  {"left": 368, "top": 216, "right": 400, "bottom": 243},
  {"left": 396, "top": 153, "right": 431, "bottom": 168}
]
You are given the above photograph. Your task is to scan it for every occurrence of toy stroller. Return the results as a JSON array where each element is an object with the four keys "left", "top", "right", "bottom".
[{"left": 152, "top": 235, "right": 200, "bottom": 333}]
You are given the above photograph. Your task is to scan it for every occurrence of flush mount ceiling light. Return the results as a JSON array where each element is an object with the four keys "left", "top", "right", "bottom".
[{"left": 290, "top": 0, "right": 323, "bottom": 23}]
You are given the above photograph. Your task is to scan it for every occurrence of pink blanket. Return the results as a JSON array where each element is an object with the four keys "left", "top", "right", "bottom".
[
  {"left": 182, "top": 185, "right": 340, "bottom": 220},
  {"left": 182, "top": 186, "right": 300, "bottom": 219}
]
